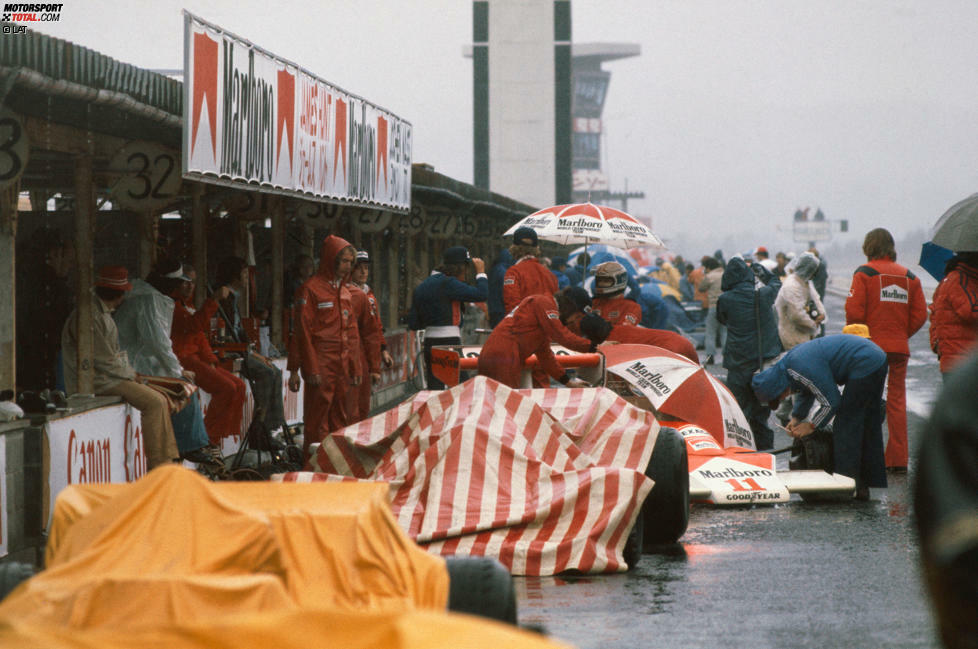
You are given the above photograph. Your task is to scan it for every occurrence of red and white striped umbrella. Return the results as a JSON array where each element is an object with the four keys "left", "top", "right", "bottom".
[
  {"left": 504, "top": 202, "right": 665, "bottom": 249},
  {"left": 603, "top": 344, "right": 756, "bottom": 450}
]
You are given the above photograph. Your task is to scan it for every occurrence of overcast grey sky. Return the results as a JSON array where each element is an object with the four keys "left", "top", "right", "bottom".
[{"left": 34, "top": 0, "right": 978, "bottom": 257}]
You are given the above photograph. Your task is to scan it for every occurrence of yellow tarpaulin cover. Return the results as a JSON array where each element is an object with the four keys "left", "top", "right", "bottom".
[{"left": 0, "top": 466, "right": 569, "bottom": 649}]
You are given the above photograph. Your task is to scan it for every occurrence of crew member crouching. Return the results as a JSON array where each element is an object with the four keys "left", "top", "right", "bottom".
[{"left": 478, "top": 287, "right": 610, "bottom": 389}]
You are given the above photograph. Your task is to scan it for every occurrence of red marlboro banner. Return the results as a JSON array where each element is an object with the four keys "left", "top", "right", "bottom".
[{"left": 183, "top": 12, "right": 412, "bottom": 212}]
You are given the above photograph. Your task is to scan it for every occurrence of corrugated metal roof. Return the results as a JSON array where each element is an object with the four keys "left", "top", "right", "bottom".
[{"left": 1, "top": 27, "right": 181, "bottom": 116}]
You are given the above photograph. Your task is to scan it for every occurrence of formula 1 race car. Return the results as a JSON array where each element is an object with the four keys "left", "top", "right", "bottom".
[{"left": 431, "top": 342, "right": 857, "bottom": 507}]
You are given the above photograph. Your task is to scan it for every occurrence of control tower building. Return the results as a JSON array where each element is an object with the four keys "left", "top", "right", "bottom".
[{"left": 469, "top": 1, "right": 639, "bottom": 209}]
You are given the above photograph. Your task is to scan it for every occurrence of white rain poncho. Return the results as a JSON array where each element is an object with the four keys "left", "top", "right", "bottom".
[{"left": 113, "top": 279, "right": 183, "bottom": 378}]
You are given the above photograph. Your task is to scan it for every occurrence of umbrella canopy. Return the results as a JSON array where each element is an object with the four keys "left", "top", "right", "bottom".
[
  {"left": 504, "top": 203, "right": 665, "bottom": 249},
  {"left": 919, "top": 241, "right": 954, "bottom": 282},
  {"left": 932, "top": 194, "right": 978, "bottom": 252},
  {"left": 602, "top": 344, "right": 755, "bottom": 450},
  {"left": 628, "top": 248, "right": 657, "bottom": 268},
  {"left": 567, "top": 243, "right": 640, "bottom": 276}
]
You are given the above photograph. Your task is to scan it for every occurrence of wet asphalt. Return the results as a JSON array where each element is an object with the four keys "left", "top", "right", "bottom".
[{"left": 516, "top": 280, "right": 943, "bottom": 649}]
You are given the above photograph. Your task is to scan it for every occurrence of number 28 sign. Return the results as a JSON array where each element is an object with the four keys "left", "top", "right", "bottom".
[{"left": 109, "top": 141, "right": 182, "bottom": 210}]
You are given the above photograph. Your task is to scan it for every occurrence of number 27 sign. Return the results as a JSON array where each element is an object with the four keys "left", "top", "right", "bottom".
[{"left": 109, "top": 141, "right": 183, "bottom": 210}]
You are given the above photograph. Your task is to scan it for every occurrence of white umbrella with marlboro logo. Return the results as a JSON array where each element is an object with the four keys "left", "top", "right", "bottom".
[{"left": 504, "top": 202, "right": 665, "bottom": 250}]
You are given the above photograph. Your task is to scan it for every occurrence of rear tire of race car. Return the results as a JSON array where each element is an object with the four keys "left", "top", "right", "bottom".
[
  {"left": 445, "top": 556, "right": 518, "bottom": 625},
  {"left": 0, "top": 561, "right": 35, "bottom": 601},
  {"left": 622, "top": 507, "right": 644, "bottom": 569},
  {"left": 642, "top": 426, "right": 690, "bottom": 549}
]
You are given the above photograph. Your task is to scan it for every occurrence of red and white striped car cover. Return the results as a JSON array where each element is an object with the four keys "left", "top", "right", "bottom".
[{"left": 276, "top": 376, "right": 660, "bottom": 575}]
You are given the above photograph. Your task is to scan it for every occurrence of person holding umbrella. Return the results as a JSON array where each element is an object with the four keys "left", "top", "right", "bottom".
[
  {"left": 502, "top": 226, "right": 559, "bottom": 387},
  {"left": 929, "top": 251, "right": 978, "bottom": 378},
  {"left": 503, "top": 226, "right": 558, "bottom": 313},
  {"left": 845, "top": 228, "right": 927, "bottom": 472},
  {"left": 478, "top": 287, "right": 606, "bottom": 389}
]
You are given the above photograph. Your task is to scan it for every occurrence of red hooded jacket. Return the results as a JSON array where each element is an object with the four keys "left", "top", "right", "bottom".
[
  {"left": 929, "top": 261, "right": 978, "bottom": 372},
  {"left": 291, "top": 236, "right": 361, "bottom": 381}
]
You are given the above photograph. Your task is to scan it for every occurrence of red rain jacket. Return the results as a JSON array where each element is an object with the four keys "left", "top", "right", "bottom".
[
  {"left": 478, "top": 293, "right": 591, "bottom": 388},
  {"left": 607, "top": 323, "right": 699, "bottom": 364},
  {"left": 929, "top": 261, "right": 978, "bottom": 372},
  {"left": 503, "top": 257, "right": 559, "bottom": 313},
  {"left": 171, "top": 296, "right": 219, "bottom": 366},
  {"left": 592, "top": 295, "right": 642, "bottom": 326},
  {"left": 845, "top": 258, "right": 927, "bottom": 355},
  {"left": 290, "top": 236, "right": 361, "bottom": 449}
]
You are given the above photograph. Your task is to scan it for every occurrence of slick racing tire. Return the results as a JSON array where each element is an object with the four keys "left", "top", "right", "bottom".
[
  {"left": 445, "top": 556, "right": 518, "bottom": 625},
  {"left": 642, "top": 426, "right": 690, "bottom": 548},
  {"left": 622, "top": 506, "right": 644, "bottom": 569},
  {"left": 0, "top": 561, "right": 35, "bottom": 601}
]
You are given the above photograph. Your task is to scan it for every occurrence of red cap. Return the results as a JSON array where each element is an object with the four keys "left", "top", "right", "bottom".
[
  {"left": 755, "top": 246, "right": 768, "bottom": 255},
  {"left": 95, "top": 265, "right": 133, "bottom": 291}
]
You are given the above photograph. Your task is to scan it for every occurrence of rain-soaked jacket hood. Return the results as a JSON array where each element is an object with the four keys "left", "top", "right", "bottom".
[
  {"left": 791, "top": 252, "right": 821, "bottom": 281},
  {"left": 318, "top": 235, "right": 354, "bottom": 283},
  {"left": 721, "top": 256, "right": 754, "bottom": 291},
  {"left": 752, "top": 363, "right": 789, "bottom": 404}
]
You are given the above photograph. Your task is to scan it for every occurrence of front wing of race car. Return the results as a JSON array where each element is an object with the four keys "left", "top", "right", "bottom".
[{"left": 676, "top": 423, "right": 856, "bottom": 505}]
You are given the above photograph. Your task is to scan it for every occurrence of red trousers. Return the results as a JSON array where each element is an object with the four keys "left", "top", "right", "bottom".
[
  {"left": 182, "top": 356, "right": 246, "bottom": 445},
  {"left": 478, "top": 335, "right": 527, "bottom": 389},
  {"left": 302, "top": 376, "right": 350, "bottom": 459},
  {"left": 883, "top": 353, "right": 909, "bottom": 468},
  {"left": 356, "top": 374, "right": 372, "bottom": 421}
]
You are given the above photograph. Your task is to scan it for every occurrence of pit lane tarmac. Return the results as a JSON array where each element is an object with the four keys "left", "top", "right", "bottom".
[{"left": 515, "top": 281, "right": 942, "bottom": 649}]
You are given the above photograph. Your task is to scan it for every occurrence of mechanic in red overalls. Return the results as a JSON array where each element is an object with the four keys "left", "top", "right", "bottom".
[
  {"left": 349, "top": 250, "right": 394, "bottom": 420},
  {"left": 503, "top": 227, "right": 560, "bottom": 386},
  {"left": 478, "top": 287, "right": 606, "bottom": 389},
  {"left": 346, "top": 255, "right": 383, "bottom": 423},
  {"left": 502, "top": 227, "right": 558, "bottom": 313},
  {"left": 590, "top": 261, "right": 642, "bottom": 326},
  {"left": 845, "top": 228, "right": 928, "bottom": 471},
  {"left": 288, "top": 235, "right": 362, "bottom": 458}
]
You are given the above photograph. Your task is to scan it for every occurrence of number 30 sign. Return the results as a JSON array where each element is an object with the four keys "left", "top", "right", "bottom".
[{"left": 109, "top": 141, "right": 182, "bottom": 210}]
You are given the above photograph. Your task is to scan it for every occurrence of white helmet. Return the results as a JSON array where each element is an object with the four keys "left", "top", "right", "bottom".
[{"left": 593, "top": 261, "right": 629, "bottom": 295}]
